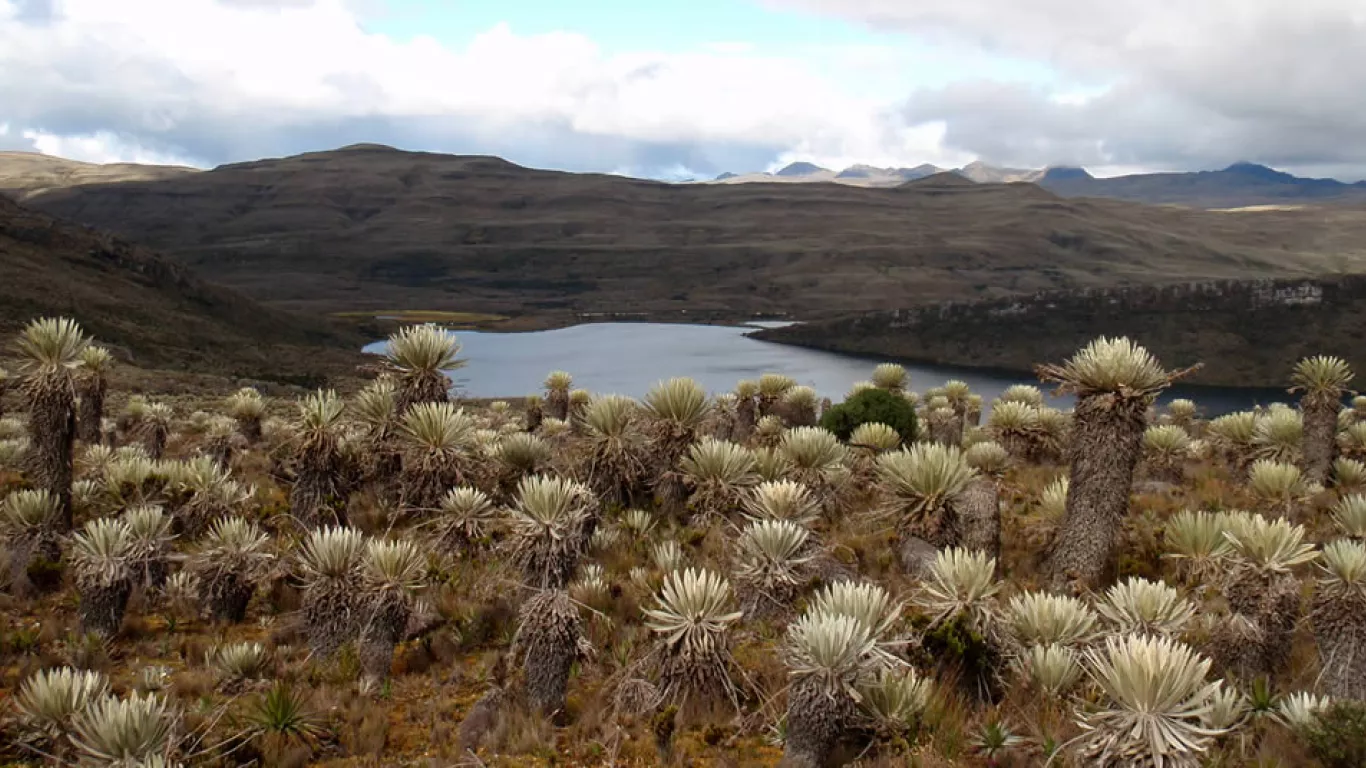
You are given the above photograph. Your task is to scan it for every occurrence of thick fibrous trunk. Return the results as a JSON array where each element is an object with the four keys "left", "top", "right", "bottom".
[
  {"left": 79, "top": 580, "right": 132, "bottom": 637},
  {"left": 546, "top": 390, "right": 569, "bottom": 422},
  {"left": 1301, "top": 396, "right": 1339, "bottom": 485},
  {"left": 955, "top": 477, "right": 1001, "bottom": 562},
  {"left": 202, "top": 570, "right": 255, "bottom": 623},
  {"left": 1311, "top": 590, "right": 1366, "bottom": 700},
  {"left": 1047, "top": 394, "right": 1148, "bottom": 593},
  {"left": 235, "top": 415, "right": 262, "bottom": 445},
  {"left": 6, "top": 533, "right": 61, "bottom": 598},
  {"left": 26, "top": 379, "right": 77, "bottom": 530},
  {"left": 304, "top": 578, "right": 359, "bottom": 660},
  {"left": 518, "top": 590, "right": 580, "bottom": 716},
  {"left": 733, "top": 397, "right": 756, "bottom": 444},
  {"left": 291, "top": 442, "right": 349, "bottom": 528},
  {"left": 397, "top": 372, "right": 448, "bottom": 415},
  {"left": 1213, "top": 571, "right": 1301, "bottom": 680},
  {"left": 779, "top": 677, "right": 853, "bottom": 768},
  {"left": 75, "top": 376, "right": 105, "bottom": 444},
  {"left": 927, "top": 411, "right": 962, "bottom": 446},
  {"left": 525, "top": 402, "right": 543, "bottom": 433},
  {"left": 360, "top": 595, "right": 410, "bottom": 686}
]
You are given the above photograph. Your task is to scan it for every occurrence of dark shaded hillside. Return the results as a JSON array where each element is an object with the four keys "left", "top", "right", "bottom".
[
  {"left": 13, "top": 145, "right": 1366, "bottom": 318},
  {"left": 753, "top": 276, "right": 1366, "bottom": 388},
  {"left": 0, "top": 194, "right": 363, "bottom": 382}
]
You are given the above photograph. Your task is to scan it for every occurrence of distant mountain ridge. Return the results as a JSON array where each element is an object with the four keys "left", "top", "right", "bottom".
[
  {"left": 7, "top": 144, "right": 1366, "bottom": 323},
  {"left": 709, "top": 159, "right": 1366, "bottom": 208}
]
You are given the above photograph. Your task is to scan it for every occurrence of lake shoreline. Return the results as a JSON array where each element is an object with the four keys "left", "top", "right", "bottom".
[{"left": 365, "top": 321, "right": 1289, "bottom": 414}]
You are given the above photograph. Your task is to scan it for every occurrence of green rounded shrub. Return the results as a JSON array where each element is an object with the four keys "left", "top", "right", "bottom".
[{"left": 820, "top": 388, "right": 918, "bottom": 445}]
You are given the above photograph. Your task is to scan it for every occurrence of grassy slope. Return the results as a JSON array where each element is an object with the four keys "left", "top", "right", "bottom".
[
  {"left": 12, "top": 145, "right": 1366, "bottom": 318},
  {"left": 0, "top": 193, "right": 366, "bottom": 384},
  {"left": 0, "top": 384, "right": 1344, "bottom": 767}
]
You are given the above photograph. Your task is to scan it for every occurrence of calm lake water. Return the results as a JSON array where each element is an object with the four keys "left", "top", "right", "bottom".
[{"left": 363, "top": 322, "right": 1288, "bottom": 416}]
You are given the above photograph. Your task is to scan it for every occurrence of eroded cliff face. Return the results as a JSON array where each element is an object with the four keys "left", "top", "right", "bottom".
[{"left": 753, "top": 276, "right": 1366, "bottom": 388}]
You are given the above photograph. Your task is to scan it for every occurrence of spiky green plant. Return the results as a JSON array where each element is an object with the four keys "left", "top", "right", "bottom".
[
  {"left": 778, "top": 426, "right": 848, "bottom": 506},
  {"left": 915, "top": 547, "right": 1002, "bottom": 632},
  {"left": 226, "top": 387, "right": 266, "bottom": 443},
  {"left": 1332, "top": 494, "right": 1366, "bottom": 539},
  {"left": 1208, "top": 410, "right": 1258, "bottom": 465},
  {"left": 172, "top": 455, "right": 253, "bottom": 538},
  {"left": 846, "top": 380, "right": 877, "bottom": 399},
  {"left": 1075, "top": 634, "right": 1226, "bottom": 767},
  {"left": 359, "top": 538, "right": 427, "bottom": 687},
  {"left": 999, "top": 384, "right": 1044, "bottom": 407},
  {"left": 876, "top": 443, "right": 977, "bottom": 548},
  {"left": 621, "top": 507, "right": 656, "bottom": 536},
  {"left": 858, "top": 666, "right": 934, "bottom": 739},
  {"left": 1166, "top": 398, "right": 1199, "bottom": 426},
  {"left": 734, "top": 518, "right": 813, "bottom": 616},
  {"left": 507, "top": 474, "right": 595, "bottom": 589},
  {"left": 70, "top": 692, "right": 176, "bottom": 766},
  {"left": 136, "top": 402, "right": 174, "bottom": 460},
  {"left": 849, "top": 422, "right": 902, "bottom": 453},
  {"left": 743, "top": 479, "right": 821, "bottom": 525},
  {"left": 14, "top": 667, "right": 110, "bottom": 750},
  {"left": 70, "top": 517, "right": 136, "bottom": 637},
  {"left": 192, "top": 516, "right": 272, "bottom": 623},
  {"left": 1246, "top": 459, "right": 1314, "bottom": 519},
  {"left": 74, "top": 345, "right": 113, "bottom": 444},
  {"left": 1, "top": 488, "right": 63, "bottom": 596},
  {"left": 871, "top": 363, "right": 908, "bottom": 392},
  {"left": 1333, "top": 457, "right": 1366, "bottom": 494},
  {"left": 384, "top": 324, "right": 463, "bottom": 411},
  {"left": 652, "top": 539, "right": 686, "bottom": 573},
  {"left": 777, "top": 385, "right": 819, "bottom": 427},
  {"left": 1310, "top": 539, "right": 1366, "bottom": 700},
  {"left": 1095, "top": 576, "right": 1196, "bottom": 638},
  {"left": 243, "top": 683, "right": 328, "bottom": 754},
  {"left": 1005, "top": 591, "right": 1099, "bottom": 647},
  {"left": 432, "top": 485, "right": 498, "bottom": 551},
  {"left": 964, "top": 440, "right": 1010, "bottom": 475},
  {"left": 213, "top": 641, "right": 272, "bottom": 685},
  {"left": 644, "top": 567, "right": 745, "bottom": 710},
  {"left": 988, "top": 399, "right": 1041, "bottom": 460},
  {"left": 578, "top": 393, "right": 647, "bottom": 505},
  {"left": 296, "top": 526, "right": 367, "bottom": 660},
  {"left": 1211, "top": 513, "right": 1317, "bottom": 679},
  {"left": 1143, "top": 424, "right": 1192, "bottom": 483},
  {"left": 809, "top": 580, "right": 902, "bottom": 641},
  {"left": 0, "top": 436, "right": 27, "bottom": 470},
  {"left": 757, "top": 373, "right": 797, "bottom": 416},
  {"left": 494, "top": 432, "right": 551, "bottom": 480},
  {"left": 1163, "top": 510, "right": 1233, "bottom": 584},
  {"left": 751, "top": 445, "right": 791, "bottom": 481},
  {"left": 1340, "top": 421, "right": 1366, "bottom": 461},
  {"left": 398, "top": 402, "right": 477, "bottom": 512},
  {"left": 291, "top": 389, "right": 350, "bottom": 528},
  {"left": 679, "top": 438, "right": 758, "bottom": 521},
  {"left": 1251, "top": 408, "right": 1304, "bottom": 464},
  {"left": 1292, "top": 356, "right": 1355, "bottom": 484},
  {"left": 1020, "top": 643, "right": 1083, "bottom": 698},
  {"left": 781, "top": 610, "right": 902, "bottom": 767},
  {"left": 643, "top": 377, "right": 711, "bottom": 432},
  {"left": 16, "top": 317, "right": 89, "bottom": 529},
  {"left": 1037, "top": 337, "right": 1185, "bottom": 592},
  {"left": 542, "top": 370, "right": 573, "bottom": 421},
  {"left": 1276, "top": 691, "right": 1333, "bottom": 730}
]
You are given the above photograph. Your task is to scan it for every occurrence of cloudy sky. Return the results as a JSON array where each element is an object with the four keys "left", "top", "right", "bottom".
[{"left": 2, "top": 0, "right": 1364, "bottom": 180}]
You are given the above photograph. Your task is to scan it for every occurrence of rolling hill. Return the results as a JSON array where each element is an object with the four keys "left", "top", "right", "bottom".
[
  {"left": 8, "top": 144, "right": 1366, "bottom": 322},
  {"left": 0, "top": 193, "right": 363, "bottom": 382}
]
